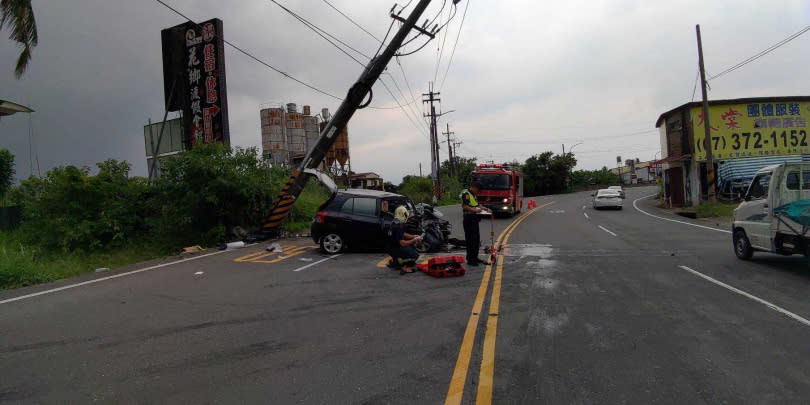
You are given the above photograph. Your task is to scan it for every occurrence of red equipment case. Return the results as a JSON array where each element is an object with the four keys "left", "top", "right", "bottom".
[{"left": 417, "top": 256, "right": 467, "bottom": 278}]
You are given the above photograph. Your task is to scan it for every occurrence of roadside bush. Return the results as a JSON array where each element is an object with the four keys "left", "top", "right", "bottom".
[
  {"left": 14, "top": 160, "right": 148, "bottom": 251},
  {"left": 398, "top": 175, "right": 434, "bottom": 203},
  {"left": 9, "top": 144, "right": 305, "bottom": 252},
  {"left": 150, "top": 144, "right": 288, "bottom": 246},
  {"left": 0, "top": 148, "right": 14, "bottom": 204}
]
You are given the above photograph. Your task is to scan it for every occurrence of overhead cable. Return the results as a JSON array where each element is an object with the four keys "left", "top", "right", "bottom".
[
  {"left": 709, "top": 25, "right": 810, "bottom": 80},
  {"left": 154, "top": 0, "right": 342, "bottom": 100},
  {"left": 438, "top": 0, "right": 469, "bottom": 91},
  {"left": 321, "top": 0, "right": 381, "bottom": 43},
  {"left": 268, "top": 0, "right": 370, "bottom": 65}
]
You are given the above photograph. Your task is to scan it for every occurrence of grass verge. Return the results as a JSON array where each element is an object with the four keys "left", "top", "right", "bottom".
[
  {"left": 681, "top": 202, "right": 737, "bottom": 218},
  {"left": 0, "top": 231, "right": 172, "bottom": 290}
]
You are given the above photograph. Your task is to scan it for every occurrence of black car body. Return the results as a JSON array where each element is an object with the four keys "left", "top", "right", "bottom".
[{"left": 311, "top": 189, "right": 415, "bottom": 253}]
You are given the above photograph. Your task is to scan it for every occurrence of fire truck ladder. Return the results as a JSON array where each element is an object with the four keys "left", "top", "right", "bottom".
[{"left": 260, "top": 0, "right": 437, "bottom": 235}]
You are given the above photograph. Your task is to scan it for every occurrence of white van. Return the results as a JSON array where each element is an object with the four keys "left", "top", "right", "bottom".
[{"left": 733, "top": 162, "right": 810, "bottom": 262}]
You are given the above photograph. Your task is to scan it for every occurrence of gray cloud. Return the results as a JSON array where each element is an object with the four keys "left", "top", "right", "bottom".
[{"left": 1, "top": 0, "right": 809, "bottom": 184}]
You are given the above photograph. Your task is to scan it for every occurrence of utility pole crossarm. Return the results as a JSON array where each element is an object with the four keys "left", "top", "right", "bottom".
[{"left": 260, "top": 0, "right": 435, "bottom": 234}]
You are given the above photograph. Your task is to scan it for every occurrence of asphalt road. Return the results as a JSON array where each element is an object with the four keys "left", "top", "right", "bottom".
[{"left": 4, "top": 187, "right": 810, "bottom": 403}]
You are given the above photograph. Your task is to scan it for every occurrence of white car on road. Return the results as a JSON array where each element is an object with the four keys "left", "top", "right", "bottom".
[{"left": 593, "top": 189, "right": 623, "bottom": 210}]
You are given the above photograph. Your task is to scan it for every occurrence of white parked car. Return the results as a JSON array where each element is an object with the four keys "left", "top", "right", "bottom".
[
  {"left": 593, "top": 189, "right": 623, "bottom": 210},
  {"left": 608, "top": 185, "right": 625, "bottom": 198}
]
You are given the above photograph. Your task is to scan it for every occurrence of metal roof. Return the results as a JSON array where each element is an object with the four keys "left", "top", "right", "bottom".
[{"left": 654, "top": 96, "right": 810, "bottom": 128}]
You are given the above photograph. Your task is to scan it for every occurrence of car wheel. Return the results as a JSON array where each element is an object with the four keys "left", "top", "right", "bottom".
[
  {"left": 733, "top": 230, "right": 753, "bottom": 260},
  {"left": 320, "top": 233, "right": 345, "bottom": 254}
]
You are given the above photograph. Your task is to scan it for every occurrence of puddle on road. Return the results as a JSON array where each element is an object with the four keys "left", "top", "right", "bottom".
[{"left": 501, "top": 243, "right": 554, "bottom": 258}]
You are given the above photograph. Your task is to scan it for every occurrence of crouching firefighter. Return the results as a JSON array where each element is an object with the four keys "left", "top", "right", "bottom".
[
  {"left": 461, "top": 182, "right": 492, "bottom": 266},
  {"left": 386, "top": 206, "right": 422, "bottom": 275}
]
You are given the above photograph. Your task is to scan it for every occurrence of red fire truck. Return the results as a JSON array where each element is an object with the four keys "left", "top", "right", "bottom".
[{"left": 470, "top": 163, "right": 524, "bottom": 216}]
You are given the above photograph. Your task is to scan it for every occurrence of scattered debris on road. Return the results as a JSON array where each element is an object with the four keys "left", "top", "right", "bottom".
[
  {"left": 266, "top": 243, "right": 283, "bottom": 253},
  {"left": 182, "top": 245, "right": 204, "bottom": 253},
  {"left": 94, "top": 267, "right": 110, "bottom": 273}
]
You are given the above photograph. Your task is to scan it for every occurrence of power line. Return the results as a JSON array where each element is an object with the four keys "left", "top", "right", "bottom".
[
  {"left": 321, "top": 0, "right": 381, "bottom": 43},
  {"left": 267, "top": 0, "right": 370, "bottom": 65},
  {"left": 691, "top": 67, "right": 699, "bottom": 101},
  {"left": 154, "top": 0, "right": 343, "bottom": 100},
  {"left": 379, "top": 78, "right": 431, "bottom": 140},
  {"left": 464, "top": 129, "right": 659, "bottom": 145},
  {"left": 438, "top": 0, "right": 469, "bottom": 91},
  {"left": 262, "top": 0, "right": 408, "bottom": 111},
  {"left": 385, "top": 71, "right": 430, "bottom": 134},
  {"left": 709, "top": 25, "right": 810, "bottom": 81},
  {"left": 433, "top": 2, "right": 454, "bottom": 84}
]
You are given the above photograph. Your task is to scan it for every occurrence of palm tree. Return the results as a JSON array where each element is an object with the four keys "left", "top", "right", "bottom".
[{"left": 0, "top": 0, "right": 38, "bottom": 78}]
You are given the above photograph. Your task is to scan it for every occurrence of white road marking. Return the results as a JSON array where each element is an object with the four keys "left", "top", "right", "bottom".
[
  {"left": 582, "top": 205, "right": 586, "bottom": 210},
  {"left": 0, "top": 247, "right": 239, "bottom": 305},
  {"left": 598, "top": 225, "right": 617, "bottom": 236},
  {"left": 194, "top": 272, "right": 204, "bottom": 275},
  {"left": 678, "top": 265, "right": 810, "bottom": 328},
  {"left": 633, "top": 194, "right": 732, "bottom": 234},
  {"left": 584, "top": 212, "right": 590, "bottom": 220},
  {"left": 293, "top": 254, "right": 341, "bottom": 272}
]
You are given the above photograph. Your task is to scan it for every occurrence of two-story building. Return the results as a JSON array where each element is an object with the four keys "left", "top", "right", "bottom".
[{"left": 655, "top": 96, "right": 810, "bottom": 206}]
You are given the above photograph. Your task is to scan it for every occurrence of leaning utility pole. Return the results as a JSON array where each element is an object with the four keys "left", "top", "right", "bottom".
[
  {"left": 260, "top": 0, "right": 436, "bottom": 234},
  {"left": 423, "top": 82, "right": 441, "bottom": 200},
  {"left": 696, "top": 24, "right": 717, "bottom": 203},
  {"left": 442, "top": 123, "right": 454, "bottom": 176}
]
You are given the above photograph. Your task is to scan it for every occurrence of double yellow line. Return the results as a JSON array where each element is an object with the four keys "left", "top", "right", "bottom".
[
  {"left": 234, "top": 245, "right": 313, "bottom": 263},
  {"left": 445, "top": 201, "right": 554, "bottom": 405}
]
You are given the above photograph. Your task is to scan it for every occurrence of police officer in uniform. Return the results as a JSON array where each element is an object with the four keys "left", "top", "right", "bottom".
[{"left": 461, "top": 182, "right": 492, "bottom": 266}]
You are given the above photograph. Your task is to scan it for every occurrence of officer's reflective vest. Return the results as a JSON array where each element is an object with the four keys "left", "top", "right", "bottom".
[{"left": 460, "top": 189, "right": 479, "bottom": 214}]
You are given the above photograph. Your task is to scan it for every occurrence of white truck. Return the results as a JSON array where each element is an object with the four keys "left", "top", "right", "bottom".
[{"left": 733, "top": 162, "right": 810, "bottom": 262}]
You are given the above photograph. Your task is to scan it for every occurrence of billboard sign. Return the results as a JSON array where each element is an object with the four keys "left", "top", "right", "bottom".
[
  {"left": 144, "top": 118, "right": 185, "bottom": 157},
  {"left": 162, "top": 18, "right": 230, "bottom": 149},
  {"left": 692, "top": 101, "right": 810, "bottom": 161}
]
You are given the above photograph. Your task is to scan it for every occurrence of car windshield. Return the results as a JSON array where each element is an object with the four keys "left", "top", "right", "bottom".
[
  {"left": 472, "top": 173, "right": 511, "bottom": 190},
  {"left": 597, "top": 190, "right": 619, "bottom": 197}
]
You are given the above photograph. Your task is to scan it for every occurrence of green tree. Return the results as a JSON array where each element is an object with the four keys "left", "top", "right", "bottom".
[
  {"left": 152, "top": 143, "right": 289, "bottom": 244},
  {"left": 521, "top": 152, "right": 576, "bottom": 195},
  {"left": 0, "top": 148, "right": 14, "bottom": 203},
  {"left": 397, "top": 175, "right": 434, "bottom": 203},
  {"left": 1, "top": 0, "right": 38, "bottom": 77}
]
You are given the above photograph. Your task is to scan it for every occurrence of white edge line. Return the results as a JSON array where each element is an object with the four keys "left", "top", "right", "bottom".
[
  {"left": 0, "top": 247, "right": 242, "bottom": 305},
  {"left": 633, "top": 194, "right": 732, "bottom": 234},
  {"left": 678, "top": 265, "right": 810, "bottom": 328},
  {"left": 293, "top": 254, "right": 341, "bottom": 272},
  {"left": 584, "top": 212, "right": 590, "bottom": 219},
  {"left": 598, "top": 225, "right": 617, "bottom": 236}
]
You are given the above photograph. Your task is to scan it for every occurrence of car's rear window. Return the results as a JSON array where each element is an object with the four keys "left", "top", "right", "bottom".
[{"left": 597, "top": 190, "right": 619, "bottom": 197}]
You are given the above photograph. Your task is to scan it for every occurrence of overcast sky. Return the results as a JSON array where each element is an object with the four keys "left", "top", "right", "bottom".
[{"left": 1, "top": 0, "right": 809, "bottom": 183}]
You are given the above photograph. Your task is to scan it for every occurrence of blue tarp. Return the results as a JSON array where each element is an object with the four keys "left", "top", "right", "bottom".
[{"left": 774, "top": 200, "right": 810, "bottom": 227}]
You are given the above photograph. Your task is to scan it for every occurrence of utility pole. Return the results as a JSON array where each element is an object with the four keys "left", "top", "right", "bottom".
[
  {"left": 442, "top": 123, "right": 454, "bottom": 176},
  {"left": 696, "top": 24, "right": 717, "bottom": 203},
  {"left": 419, "top": 162, "right": 422, "bottom": 177},
  {"left": 452, "top": 140, "right": 462, "bottom": 176},
  {"left": 423, "top": 82, "right": 441, "bottom": 200},
  {"left": 261, "top": 0, "right": 436, "bottom": 234}
]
